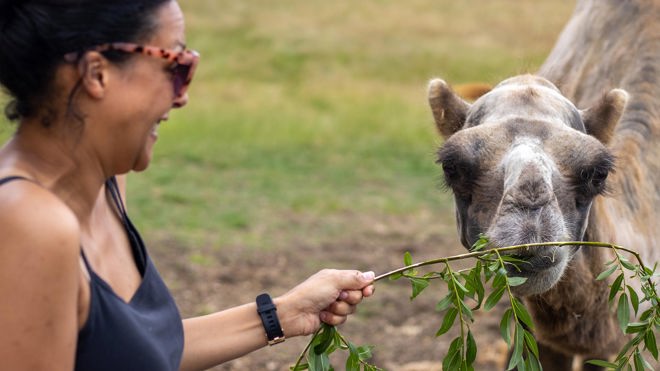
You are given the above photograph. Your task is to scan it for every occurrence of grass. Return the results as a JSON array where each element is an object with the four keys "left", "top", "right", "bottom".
[{"left": 0, "top": 0, "right": 575, "bottom": 250}]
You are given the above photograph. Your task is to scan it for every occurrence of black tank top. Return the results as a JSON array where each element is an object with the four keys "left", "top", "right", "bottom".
[{"left": 0, "top": 176, "right": 184, "bottom": 370}]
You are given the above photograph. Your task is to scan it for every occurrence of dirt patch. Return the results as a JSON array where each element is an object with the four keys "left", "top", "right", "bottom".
[{"left": 150, "top": 214, "right": 510, "bottom": 370}]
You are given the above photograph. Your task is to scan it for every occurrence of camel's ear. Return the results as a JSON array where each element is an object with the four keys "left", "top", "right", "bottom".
[
  {"left": 428, "top": 78, "right": 471, "bottom": 139},
  {"left": 580, "top": 89, "right": 628, "bottom": 144}
]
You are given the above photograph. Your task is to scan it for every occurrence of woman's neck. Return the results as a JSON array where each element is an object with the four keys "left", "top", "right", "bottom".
[{"left": 1, "top": 120, "right": 108, "bottom": 225}]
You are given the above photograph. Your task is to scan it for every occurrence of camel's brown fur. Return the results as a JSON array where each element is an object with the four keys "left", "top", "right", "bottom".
[{"left": 428, "top": 0, "right": 659, "bottom": 369}]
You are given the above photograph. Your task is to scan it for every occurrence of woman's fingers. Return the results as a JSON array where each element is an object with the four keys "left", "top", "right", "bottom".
[
  {"left": 320, "top": 311, "right": 348, "bottom": 326},
  {"left": 327, "top": 300, "right": 356, "bottom": 316},
  {"left": 339, "top": 289, "right": 364, "bottom": 305}
]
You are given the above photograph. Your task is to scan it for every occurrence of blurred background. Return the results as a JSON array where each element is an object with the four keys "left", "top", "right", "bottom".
[{"left": 0, "top": 0, "right": 576, "bottom": 369}]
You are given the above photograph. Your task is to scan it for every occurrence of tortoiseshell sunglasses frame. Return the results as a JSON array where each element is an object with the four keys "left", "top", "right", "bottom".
[{"left": 64, "top": 42, "right": 200, "bottom": 98}]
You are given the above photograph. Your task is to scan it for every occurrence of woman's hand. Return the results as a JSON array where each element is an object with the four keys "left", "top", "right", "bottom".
[{"left": 275, "top": 269, "right": 375, "bottom": 337}]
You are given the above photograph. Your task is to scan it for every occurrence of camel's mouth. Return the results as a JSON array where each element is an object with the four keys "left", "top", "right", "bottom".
[
  {"left": 500, "top": 246, "right": 572, "bottom": 296},
  {"left": 504, "top": 253, "right": 561, "bottom": 277}
]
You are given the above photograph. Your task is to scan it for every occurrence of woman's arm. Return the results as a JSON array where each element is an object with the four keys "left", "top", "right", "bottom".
[
  {"left": 0, "top": 182, "right": 81, "bottom": 370},
  {"left": 179, "top": 269, "right": 374, "bottom": 371}
]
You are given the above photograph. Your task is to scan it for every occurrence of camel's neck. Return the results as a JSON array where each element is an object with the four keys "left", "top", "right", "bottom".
[
  {"left": 538, "top": 0, "right": 660, "bottom": 152},
  {"left": 539, "top": 0, "right": 660, "bottom": 260},
  {"left": 539, "top": 0, "right": 659, "bottom": 111}
]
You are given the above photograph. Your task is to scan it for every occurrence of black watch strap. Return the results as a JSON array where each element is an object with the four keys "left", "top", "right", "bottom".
[{"left": 256, "top": 293, "right": 285, "bottom": 345}]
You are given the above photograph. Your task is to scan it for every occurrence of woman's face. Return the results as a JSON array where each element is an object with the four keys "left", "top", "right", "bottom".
[{"left": 100, "top": 1, "right": 190, "bottom": 174}]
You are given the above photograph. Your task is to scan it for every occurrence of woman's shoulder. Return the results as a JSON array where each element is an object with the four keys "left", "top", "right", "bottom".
[
  {"left": 0, "top": 177, "right": 80, "bottom": 257},
  {"left": 0, "top": 176, "right": 81, "bottom": 369}
]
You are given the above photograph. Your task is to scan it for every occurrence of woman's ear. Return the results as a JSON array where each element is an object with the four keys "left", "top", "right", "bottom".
[{"left": 77, "top": 52, "right": 109, "bottom": 99}]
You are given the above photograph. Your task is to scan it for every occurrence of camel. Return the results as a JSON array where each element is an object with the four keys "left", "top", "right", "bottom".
[{"left": 427, "top": 0, "right": 659, "bottom": 369}]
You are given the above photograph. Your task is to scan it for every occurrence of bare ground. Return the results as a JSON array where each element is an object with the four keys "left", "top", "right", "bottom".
[{"left": 150, "top": 212, "right": 511, "bottom": 371}]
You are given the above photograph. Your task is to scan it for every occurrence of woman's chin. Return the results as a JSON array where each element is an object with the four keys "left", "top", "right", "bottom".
[{"left": 132, "top": 152, "right": 154, "bottom": 172}]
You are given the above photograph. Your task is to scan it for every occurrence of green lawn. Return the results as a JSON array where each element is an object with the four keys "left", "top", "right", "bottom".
[{"left": 0, "top": 0, "right": 575, "bottom": 250}]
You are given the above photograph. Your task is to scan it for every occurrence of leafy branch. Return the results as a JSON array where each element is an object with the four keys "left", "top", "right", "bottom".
[
  {"left": 291, "top": 323, "right": 381, "bottom": 371},
  {"left": 587, "top": 251, "right": 659, "bottom": 370},
  {"left": 291, "top": 239, "right": 659, "bottom": 371}
]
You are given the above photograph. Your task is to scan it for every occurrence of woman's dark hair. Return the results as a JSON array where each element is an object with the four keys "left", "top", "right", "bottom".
[{"left": 0, "top": 0, "right": 172, "bottom": 122}]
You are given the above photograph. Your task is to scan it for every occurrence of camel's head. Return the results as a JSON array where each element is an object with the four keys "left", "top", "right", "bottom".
[{"left": 429, "top": 75, "right": 627, "bottom": 296}]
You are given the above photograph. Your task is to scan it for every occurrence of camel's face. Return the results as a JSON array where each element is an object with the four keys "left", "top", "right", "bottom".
[{"left": 429, "top": 75, "right": 627, "bottom": 296}]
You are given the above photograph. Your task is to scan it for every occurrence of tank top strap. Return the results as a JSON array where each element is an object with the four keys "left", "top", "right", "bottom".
[
  {"left": 105, "top": 176, "right": 128, "bottom": 218},
  {"left": 0, "top": 175, "right": 28, "bottom": 186},
  {"left": 104, "top": 176, "right": 148, "bottom": 275},
  {"left": 79, "top": 248, "right": 93, "bottom": 271}
]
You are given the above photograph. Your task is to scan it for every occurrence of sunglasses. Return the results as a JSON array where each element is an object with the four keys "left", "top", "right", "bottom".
[{"left": 64, "top": 42, "right": 200, "bottom": 98}]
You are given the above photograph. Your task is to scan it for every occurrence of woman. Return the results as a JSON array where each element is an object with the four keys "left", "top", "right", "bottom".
[{"left": 0, "top": 1, "right": 375, "bottom": 370}]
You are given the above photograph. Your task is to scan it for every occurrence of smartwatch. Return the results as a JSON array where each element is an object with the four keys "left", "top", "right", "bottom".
[{"left": 256, "top": 293, "right": 285, "bottom": 345}]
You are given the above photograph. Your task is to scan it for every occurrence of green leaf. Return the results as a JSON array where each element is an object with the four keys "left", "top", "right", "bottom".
[
  {"left": 346, "top": 341, "right": 359, "bottom": 355},
  {"left": 609, "top": 274, "right": 624, "bottom": 302},
  {"left": 625, "top": 322, "right": 648, "bottom": 334},
  {"left": 453, "top": 277, "right": 470, "bottom": 294},
  {"left": 485, "top": 286, "right": 506, "bottom": 311},
  {"left": 404, "top": 251, "right": 413, "bottom": 266},
  {"left": 499, "top": 308, "right": 513, "bottom": 346},
  {"left": 507, "top": 276, "right": 528, "bottom": 287},
  {"left": 586, "top": 359, "right": 618, "bottom": 368},
  {"left": 523, "top": 330, "right": 539, "bottom": 358},
  {"left": 486, "top": 260, "right": 500, "bottom": 275},
  {"left": 633, "top": 350, "right": 645, "bottom": 371},
  {"left": 436, "top": 292, "right": 454, "bottom": 312},
  {"left": 644, "top": 331, "right": 658, "bottom": 360},
  {"left": 459, "top": 299, "right": 474, "bottom": 322},
  {"left": 356, "top": 346, "right": 373, "bottom": 361},
  {"left": 470, "top": 264, "right": 485, "bottom": 309},
  {"left": 597, "top": 264, "right": 618, "bottom": 281},
  {"left": 345, "top": 352, "right": 359, "bottom": 371},
  {"left": 290, "top": 363, "right": 310, "bottom": 370},
  {"left": 507, "top": 323, "right": 525, "bottom": 370},
  {"left": 512, "top": 298, "right": 535, "bottom": 330},
  {"left": 620, "top": 259, "right": 636, "bottom": 271},
  {"left": 472, "top": 234, "right": 489, "bottom": 251},
  {"left": 442, "top": 337, "right": 463, "bottom": 371},
  {"left": 493, "top": 269, "right": 507, "bottom": 289},
  {"left": 617, "top": 293, "right": 630, "bottom": 332},
  {"left": 500, "top": 255, "right": 529, "bottom": 265},
  {"left": 527, "top": 352, "right": 542, "bottom": 371},
  {"left": 332, "top": 329, "right": 345, "bottom": 350},
  {"left": 444, "top": 350, "right": 462, "bottom": 371},
  {"left": 309, "top": 349, "right": 331, "bottom": 371},
  {"left": 436, "top": 307, "right": 458, "bottom": 336},
  {"left": 639, "top": 309, "right": 653, "bottom": 322},
  {"left": 462, "top": 272, "right": 477, "bottom": 298},
  {"left": 627, "top": 285, "right": 640, "bottom": 315},
  {"left": 313, "top": 325, "right": 336, "bottom": 354},
  {"left": 466, "top": 330, "right": 477, "bottom": 366},
  {"left": 409, "top": 277, "right": 430, "bottom": 300},
  {"left": 388, "top": 272, "right": 403, "bottom": 281},
  {"left": 616, "top": 334, "right": 638, "bottom": 361}
]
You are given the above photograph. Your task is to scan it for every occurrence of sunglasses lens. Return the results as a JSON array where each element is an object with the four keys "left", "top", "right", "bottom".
[{"left": 173, "top": 63, "right": 192, "bottom": 97}]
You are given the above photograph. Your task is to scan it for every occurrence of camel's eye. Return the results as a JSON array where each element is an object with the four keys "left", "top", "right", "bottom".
[
  {"left": 442, "top": 161, "right": 459, "bottom": 181},
  {"left": 574, "top": 156, "right": 613, "bottom": 210},
  {"left": 590, "top": 168, "right": 608, "bottom": 189},
  {"left": 578, "top": 157, "right": 613, "bottom": 193},
  {"left": 579, "top": 167, "right": 608, "bottom": 190},
  {"left": 437, "top": 146, "right": 479, "bottom": 198}
]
